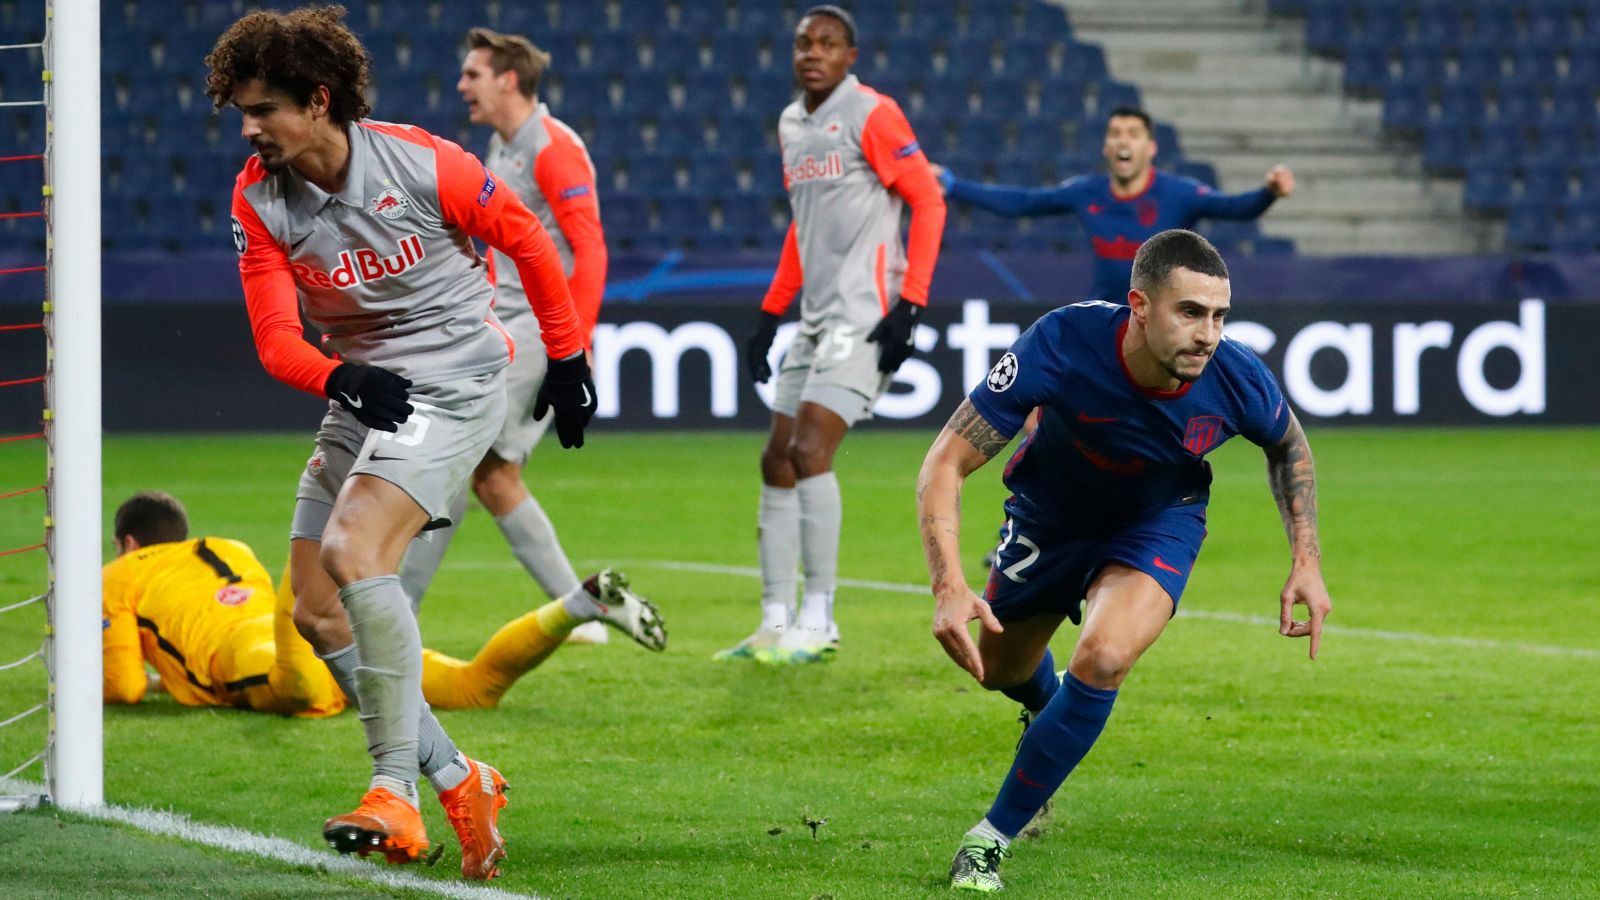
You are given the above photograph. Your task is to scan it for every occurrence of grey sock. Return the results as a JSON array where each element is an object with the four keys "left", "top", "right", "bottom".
[
  {"left": 321, "top": 641, "right": 461, "bottom": 784},
  {"left": 398, "top": 487, "right": 470, "bottom": 613},
  {"left": 796, "top": 472, "right": 841, "bottom": 597},
  {"left": 758, "top": 485, "right": 800, "bottom": 621},
  {"left": 339, "top": 575, "right": 424, "bottom": 784},
  {"left": 496, "top": 495, "right": 580, "bottom": 599}
]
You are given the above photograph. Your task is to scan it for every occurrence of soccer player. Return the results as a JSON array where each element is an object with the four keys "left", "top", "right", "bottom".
[
  {"left": 725, "top": 5, "right": 947, "bottom": 664},
  {"left": 208, "top": 5, "right": 596, "bottom": 878},
  {"left": 394, "top": 27, "right": 635, "bottom": 648},
  {"left": 915, "top": 230, "right": 1331, "bottom": 892},
  {"left": 932, "top": 107, "right": 1295, "bottom": 302},
  {"left": 103, "top": 491, "right": 660, "bottom": 716}
]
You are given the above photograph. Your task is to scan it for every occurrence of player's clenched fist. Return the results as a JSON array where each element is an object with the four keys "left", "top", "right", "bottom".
[
  {"left": 323, "top": 363, "right": 413, "bottom": 432},
  {"left": 533, "top": 352, "right": 596, "bottom": 448},
  {"left": 867, "top": 297, "right": 923, "bottom": 374},
  {"left": 745, "top": 311, "right": 782, "bottom": 384}
]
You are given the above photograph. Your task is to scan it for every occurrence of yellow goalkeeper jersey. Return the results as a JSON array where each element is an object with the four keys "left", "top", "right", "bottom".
[{"left": 101, "top": 537, "right": 276, "bottom": 707}]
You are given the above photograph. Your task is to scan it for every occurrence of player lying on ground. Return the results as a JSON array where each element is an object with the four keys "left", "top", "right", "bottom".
[
  {"left": 102, "top": 492, "right": 665, "bottom": 717},
  {"left": 916, "top": 229, "right": 1330, "bottom": 892},
  {"left": 725, "top": 4, "right": 946, "bottom": 664},
  {"left": 209, "top": 4, "right": 595, "bottom": 878}
]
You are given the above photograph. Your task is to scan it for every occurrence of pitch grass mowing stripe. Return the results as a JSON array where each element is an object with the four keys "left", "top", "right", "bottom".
[
  {"left": 0, "top": 779, "right": 541, "bottom": 900},
  {"left": 587, "top": 558, "right": 1600, "bottom": 661}
]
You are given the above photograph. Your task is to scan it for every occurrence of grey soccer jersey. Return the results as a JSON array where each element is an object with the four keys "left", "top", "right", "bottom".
[
  {"left": 762, "top": 75, "right": 940, "bottom": 334},
  {"left": 232, "top": 120, "right": 582, "bottom": 397}
]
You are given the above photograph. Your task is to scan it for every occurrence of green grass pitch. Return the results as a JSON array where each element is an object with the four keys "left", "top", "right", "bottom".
[{"left": 0, "top": 427, "right": 1597, "bottom": 897}]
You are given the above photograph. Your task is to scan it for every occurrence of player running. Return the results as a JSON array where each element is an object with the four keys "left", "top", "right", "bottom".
[
  {"left": 932, "top": 106, "right": 1294, "bottom": 302},
  {"left": 208, "top": 5, "right": 595, "bottom": 879},
  {"left": 724, "top": 4, "right": 946, "bottom": 664},
  {"left": 102, "top": 491, "right": 659, "bottom": 716},
  {"left": 916, "top": 230, "right": 1331, "bottom": 892},
  {"left": 391, "top": 27, "right": 661, "bottom": 651}
]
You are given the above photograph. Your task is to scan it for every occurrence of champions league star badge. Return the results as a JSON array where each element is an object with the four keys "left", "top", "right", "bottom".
[
  {"left": 230, "top": 216, "right": 247, "bottom": 255},
  {"left": 366, "top": 187, "right": 412, "bottom": 220},
  {"left": 987, "top": 352, "right": 1019, "bottom": 392}
]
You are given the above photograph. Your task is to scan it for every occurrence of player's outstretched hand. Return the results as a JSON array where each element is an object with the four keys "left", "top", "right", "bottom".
[
  {"left": 1279, "top": 561, "right": 1331, "bottom": 659},
  {"left": 324, "top": 362, "right": 413, "bottom": 432},
  {"left": 533, "top": 352, "right": 596, "bottom": 448},
  {"left": 866, "top": 297, "right": 923, "bottom": 374},
  {"left": 932, "top": 585, "right": 1003, "bottom": 683},
  {"left": 1265, "top": 164, "right": 1296, "bottom": 197},
  {"left": 745, "top": 311, "right": 782, "bottom": 384}
]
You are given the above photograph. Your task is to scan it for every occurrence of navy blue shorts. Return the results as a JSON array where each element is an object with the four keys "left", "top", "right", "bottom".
[{"left": 983, "top": 498, "right": 1208, "bottom": 625}]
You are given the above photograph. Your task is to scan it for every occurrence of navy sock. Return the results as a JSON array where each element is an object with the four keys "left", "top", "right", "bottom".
[
  {"left": 984, "top": 672, "right": 1118, "bottom": 838},
  {"left": 999, "top": 649, "right": 1059, "bottom": 714}
]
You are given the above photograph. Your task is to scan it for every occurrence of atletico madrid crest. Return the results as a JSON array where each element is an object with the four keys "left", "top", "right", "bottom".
[{"left": 1182, "top": 416, "right": 1224, "bottom": 456}]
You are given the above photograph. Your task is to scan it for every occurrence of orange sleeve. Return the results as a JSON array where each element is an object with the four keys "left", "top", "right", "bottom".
[
  {"left": 433, "top": 137, "right": 583, "bottom": 359},
  {"left": 860, "top": 97, "right": 946, "bottom": 305},
  {"left": 761, "top": 222, "right": 803, "bottom": 316},
  {"left": 533, "top": 134, "right": 608, "bottom": 345},
  {"left": 101, "top": 561, "right": 148, "bottom": 705},
  {"left": 233, "top": 175, "right": 339, "bottom": 396}
]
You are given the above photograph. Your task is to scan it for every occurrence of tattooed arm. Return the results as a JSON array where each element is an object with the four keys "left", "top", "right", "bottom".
[
  {"left": 917, "top": 398, "right": 1013, "bottom": 681},
  {"left": 1263, "top": 411, "right": 1332, "bottom": 659}
]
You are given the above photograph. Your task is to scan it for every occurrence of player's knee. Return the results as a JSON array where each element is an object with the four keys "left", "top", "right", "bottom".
[
  {"left": 471, "top": 458, "right": 523, "bottom": 508},
  {"left": 786, "top": 437, "right": 833, "bottom": 477},
  {"left": 1068, "top": 637, "right": 1138, "bottom": 689},
  {"left": 317, "top": 531, "right": 375, "bottom": 587},
  {"left": 760, "top": 444, "right": 793, "bottom": 483}
]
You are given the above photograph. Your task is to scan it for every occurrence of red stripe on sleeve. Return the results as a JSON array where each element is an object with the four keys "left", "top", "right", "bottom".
[
  {"left": 535, "top": 119, "right": 608, "bottom": 346},
  {"left": 860, "top": 93, "right": 944, "bottom": 305},
  {"left": 761, "top": 222, "right": 803, "bottom": 316}
]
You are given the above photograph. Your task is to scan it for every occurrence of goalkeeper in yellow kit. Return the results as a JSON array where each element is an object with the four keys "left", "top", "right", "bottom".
[{"left": 103, "top": 491, "right": 663, "bottom": 715}]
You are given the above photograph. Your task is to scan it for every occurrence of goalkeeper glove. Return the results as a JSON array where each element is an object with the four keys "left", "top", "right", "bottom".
[
  {"left": 324, "top": 363, "right": 413, "bottom": 432},
  {"left": 745, "top": 311, "right": 782, "bottom": 384},
  {"left": 866, "top": 297, "right": 923, "bottom": 374},
  {"left": 533, "top": 352, "right": 597, "bottom": 448}
]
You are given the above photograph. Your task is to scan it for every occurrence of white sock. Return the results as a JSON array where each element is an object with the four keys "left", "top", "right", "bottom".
[
  {"left": 497, "top": 495, "right": 581, "bottom": 600},
  {"left": 758, "top": 485, "right": 800, "bottom": 619},
  {"left": 760, "top": 600, "right": 793, "bottom": 631},
  {"left": 969, "top": 819, "right": 1010, "bottom": 848},
  {"left": 796, "top": 472, "right": 841, "bottom": 598},
  {"left": 369, "top": 775, "right": 420, "bottom": 809},
  {"left": 425, "top": 751, "right": 472, "bottom": 794},
  {"left": 397, "top": 486, "right": 469, "bottom": 613},
  {"left": 562, "top": 578, "right": 604, "bottom": 620},
  {"left": 796, "top": 590, "right": 833, "bottom": 632},
  {"left": 339, "top": 575, "right": 423, "bottom": 786}
]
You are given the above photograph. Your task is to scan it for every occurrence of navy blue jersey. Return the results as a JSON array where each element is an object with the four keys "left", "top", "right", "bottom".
[
  {"left": 968, "top": 301, "right": 1289, "bottom": 530},
  {"left": 943, "top": 170, "right": 1275, "bottom": 303}
]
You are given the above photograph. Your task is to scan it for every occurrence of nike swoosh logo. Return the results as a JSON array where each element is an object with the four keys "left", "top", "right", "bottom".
[
  {"left": 340, "top": 392, "right": 363, "bottom": 409},
  {"left": 368, "top": 452, "right": 404, "bottom": 462},
  {"left": 1015, "top": 768, "right": 1047, "bottom": 790},
  {"left": 1152, "top": 556, "right": 1184, "bottom": 575},
  {"left": 1078, "top": 412, "right": 1116, "bottom": 423},
  {"left": 580, "top": 384, "right": 593, "bottom": 408}
]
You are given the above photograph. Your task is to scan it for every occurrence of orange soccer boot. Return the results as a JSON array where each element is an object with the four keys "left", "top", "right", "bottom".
[
  {"left": 438, "top": 758, "right": 510, "bottom": 879},
  {"left": 322, "top": 786, "right": 430, "bottom": 865}
]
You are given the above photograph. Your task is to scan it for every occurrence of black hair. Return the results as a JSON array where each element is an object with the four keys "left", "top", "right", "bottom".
[
  {"left": 114, "top": 491, "right": 190, "bottom": 546},
  {"left": 1130, "top": 229, "right": 1229, "bottom": 293},
  {"left": 1105, "top": 105, "right": 1153, "bottom": 133},
  {"left": 800, "top": 4, "right": 858, "bottom": 46}
]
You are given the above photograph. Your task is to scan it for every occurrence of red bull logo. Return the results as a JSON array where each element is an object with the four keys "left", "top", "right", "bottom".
[
  {"left": 366, "top": 187, "right": 411, "bottom": 220},
  {"left": 785, "top": 151, "right": 844, "bottom": 185},
  {"left": 291, "top": 234, "right": 426, "bottom": 290}
]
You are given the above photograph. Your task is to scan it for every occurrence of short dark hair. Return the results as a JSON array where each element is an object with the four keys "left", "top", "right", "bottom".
[
  {"left": 205, "top": 4, "right": 372, "bottom": 124},
  {"left": 467, "top": 27, "right": 551, "bottom": 99},
  {"left": 1105, "top": 106, "right": 1153, "bottom": 133},
  {"left": 800, "top": 4, "right": 858, "bottom": 46},
  {"left": 1130, "top": 229, "right": 1229, "bottom": 294},
  {"left": 114, "top": 492, "right": 189, "bottom": 546}
]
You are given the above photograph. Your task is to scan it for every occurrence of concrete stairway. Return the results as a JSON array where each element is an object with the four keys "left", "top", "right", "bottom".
[{"left": 1055, "top": 0, "right": 1500, "bottom": 255}]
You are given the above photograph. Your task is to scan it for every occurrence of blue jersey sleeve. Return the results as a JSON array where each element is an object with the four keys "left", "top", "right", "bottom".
[
  {"left": 947, "top": 174, "right": 1083, "bottom": 219},
  {"left": 1224, "top": 338, "right": 1291, "bottom": 447},
  {"left": 967, "top": 313, "right": 1068, "bottom": 437},
  {"left": 1177, "top": 176, "right": 1276, "bottom": 222}
]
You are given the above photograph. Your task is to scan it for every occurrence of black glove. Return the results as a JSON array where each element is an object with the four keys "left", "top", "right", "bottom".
[
  {"left": 865, "top": 297, "right": 922, "bottom": 374},
  {"left": 324, "top": 362, "right": 413, "bottom": 432},
  {"left": 745, "top": 311, "right": 782, "bottom": 384},
  {"left": 533, "top": 352, "right": 596, "bottom": 449}
]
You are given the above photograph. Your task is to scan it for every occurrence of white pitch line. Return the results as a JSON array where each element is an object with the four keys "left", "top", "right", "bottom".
[
  {"left": 596, "top": 558, "right": 1600, "bottom": 661},
  {"left": 0, "top": 779, "right": 540, "bottom": 900}
]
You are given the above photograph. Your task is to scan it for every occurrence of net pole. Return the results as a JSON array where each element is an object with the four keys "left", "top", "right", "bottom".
[{"left": 46, "top": 0, "right": 102, "bottom": 809}]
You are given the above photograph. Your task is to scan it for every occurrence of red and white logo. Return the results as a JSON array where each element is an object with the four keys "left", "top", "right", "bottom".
[
  {"left": 307, "top": 451, "right": 327, "bottom": 476},
  {"left": 1183, "top": 415, "right": 1225, "bottom": 456},
  {"left": 292, "top": 234, "right": 426, "bottom": 290},
  {"left": 785, "top": 151, "right": 844, "bottom": 185},
  {"left": 215, "top": 585, "right": 254, "bottom": 607},
  {"left": 366, "top": 187, "right": 411, "bottom": 220}
]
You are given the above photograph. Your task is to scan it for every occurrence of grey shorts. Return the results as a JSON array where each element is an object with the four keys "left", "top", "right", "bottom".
[
  {"left": 488, "top": 313, "right": 551, "bottom": 465},
  {"left": 290, "top": 371, "right": 507, "bottom": 541},
  {"left": 772, "top": 323, "right": 892, "bottom": 425}
]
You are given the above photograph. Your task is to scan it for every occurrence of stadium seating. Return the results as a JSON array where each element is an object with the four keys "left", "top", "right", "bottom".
[
  {"left": 60, "top": 0, "right": 1285, "bottom": 256},
  {"left": 1284, "top": 0, "right": 1600, "bottom": 252}
]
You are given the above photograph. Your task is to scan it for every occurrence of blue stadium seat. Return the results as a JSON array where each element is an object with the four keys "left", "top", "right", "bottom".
[
  {"left": 1519, "top": 161, "right": 1572, "bottom": 206},
  {"left": 1504, "top": 198, "right": 1554, "bottom": 250},
  {"left": 743, "top": 75, "right": 795, "bottom": 114},
  {"left": 1495, "top": 85, "right": 1545, "bottom": 124},
  {"left": 1342, "top": 38, "right": 1390, "bottom": 95},
  {"left": 1059, "top": 42, "right": 1108, "bottom": 84},
  {"left": 1176, "top": 161, "right": 1219, "bottom": 187},
  {"left": 1252, "top": 236, "right": 1297, "bottom": 255},
  {"left": 1462, "top": 162, "right": 1514, "bottom": 212},
  {"left": 1417, "top": 4, "right": 1468, "bottom": 44},
  {"left": 716, "top": 112, "right": 770, "bottom": 154},
  {"left": 621, "top": 73, "right": 671, "bottom": 112},
  {"left": 602, "top": 192, "right": 649, "bottom": 234},
  {"left": 1452, "top": 41, "right": 1502, "bottom": 87},
  {"left": 1423, "top": 122, "right": 1472, "bottom": 173},
  {"left": 1303, "top": 0, "right": 1354, "bottom": 55},
  {"left": 1554, "top": 197, "right": 1600, "bottom": 251},
  {"left": 652, "top": 37, "right": 700, "bottom": 75},
  {"left": 656, "top": 195, "right": 708, "bottom": 246},
  {"left": 1153, "top": 122, "right": 1184, "bottom": 164},
  {"left": 1438, "top": 82, "right": 1489, "bottom": 125},
  {"left": 1468, "top": 5, "right": 1519, "bottom": 44},
  {"left": 1095, "top": 80, "right": 1142, "bottom": 116},
  {"left": 712, "top": 32, "right": 758, "bottom": 75},
  {"left": 1381, "top": 81, "right": 1429, "bottom": 133}
]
